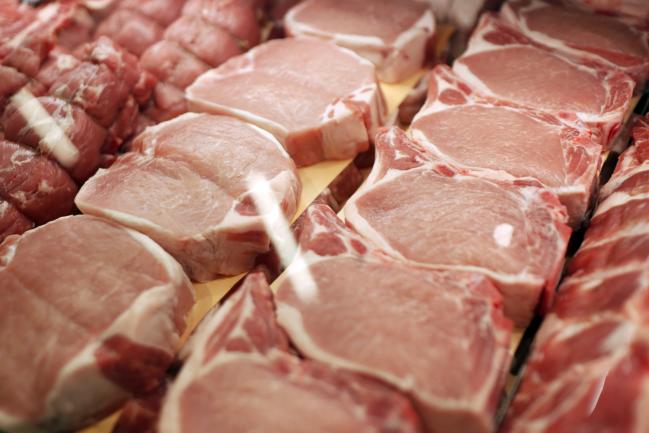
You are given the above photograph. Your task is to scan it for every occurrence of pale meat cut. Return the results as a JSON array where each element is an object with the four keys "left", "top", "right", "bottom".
[
  {"left": 0, "top": 215, "right": 194, "bottom": 433},
  {"left": 344, "top": 127, "right": 571, "bottom": 326},
  {"left": 501, "top": 0, "right": 649, "bottom": 85},
  {"left": 276, "top": 205, "right": 512, "bottom": 433},
  {"left": 76, "top": 113, "right": 301, "bottom": 281},
  {"left": 501, "top": 123, "right": 649, "bottom": 433},
  {"left": 284, "top": 0, "right": 434, "bottom": 83},
  {"left": 187, "top": 38, "right": 387, "bottom": 167},
  {"left": 158, "top": 272, "right": 423, "bottom": 433},
  {"left": 410, "top": 65, "right": 601, "bottom": 227},
  {"left": 453, "top": 13, "right": 635, "bottom": 148}
]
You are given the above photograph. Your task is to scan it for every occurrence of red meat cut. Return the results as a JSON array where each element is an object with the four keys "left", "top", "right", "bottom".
[
  {"left": 187, "top": 38, "right": 387, "bottom": 167},
  {"left": 0, "top": 199, "right": 33, "bottom": 242},
  {"left": 276, "top": 205, "right": 512, "bottom": 433},
  {"left": 0, "top": 139, "right": 77, "bottom": 225},
  {"left": 568, "top": 0, "right": 649, "bottom": 20},
  {"left": 284, "top": 0, "right": 435, "bottom": 82},
  {"left": 344, "top": 127, "right": 571, "bottom": 326},
  {"left": 501, "top": 0, "right": 649, "bottom": 85},
  {"left": 76, "top": 113, "right": 301, "bottom": 281},
  {"left": 453, "top": 13, "right": 635, "bottom": 149},
  {"left": 158, "top": 272, "right": 423, "bottom": 433},
  {"left": 0, "top": 215, "right": 194, "bottom": 433},
  {"left": 410, "top": 65, "right": 601, "bottom": 227}
]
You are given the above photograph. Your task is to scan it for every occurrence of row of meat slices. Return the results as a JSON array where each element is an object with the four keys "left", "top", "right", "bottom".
[{"left": 502, "top": 114, "right": 649, "bottom": 433}]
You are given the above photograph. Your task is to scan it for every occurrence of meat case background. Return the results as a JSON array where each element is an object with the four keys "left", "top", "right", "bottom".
[{"left": 0, "top": 0, "right": 648, "bottom": 433}]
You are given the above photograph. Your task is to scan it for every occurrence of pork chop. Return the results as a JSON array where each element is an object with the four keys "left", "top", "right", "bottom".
[
  {"left": 411, "top": 65, "right": 601, "bottom": 227},
  {"left": 453, "top": 13, "right": 635, "bottom": 149},
  {"left": 501, "top": 0, "right": 649, "bottom": 84},
  {"left": 285, "top": 0, "right": 435, "bottom": 82},
  {"left": 0, "top": 215, "right": 193, "bottom": 433},
  {"left": 187, "top": 38, "right": 387, "bottom": 167},
  {"left": 76, "top": 113, "right": 301, "bottom": 281},
  {"left": 344, "top": 127, "right": 571, "bottom": 326},
  {"left": 158, "top": 272, "right": 423, "bottom": 433},
  {"left": 276, "top": 204, "right": 512, "bottom": 433}
]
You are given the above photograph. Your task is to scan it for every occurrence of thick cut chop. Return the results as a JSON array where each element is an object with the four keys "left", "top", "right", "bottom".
[
  {"left": 276, "top": 205, "right": 512, "bottom": 433},
  {"left": 344, "top": 128, "right": 571, "bottom": 326},
  {"left": 187, "top": 38, "right": 387, "bottom": 167},
  {"left": 0, "top": 215, "right": 194, "bottom": 433},
  {"left": 284, "top": 0, "right": 434, "bottom": 83},
  {"left": 411, "top": 65, "right": 601, "bottom": 227},
  {"left": 453, "top": 13, "right": 635, "bottom": 149},
  {"left": 159, "top": 273, "right": 423, "bottom": 433},
  {"left": 502, "top": 0, "right": 649, "bottom": 84},
  {"left": 501, "top": 124, "right": 649, "bottom": 433},
  {"left": 76, "top": 113, "right": 301, "bottom": 281}
]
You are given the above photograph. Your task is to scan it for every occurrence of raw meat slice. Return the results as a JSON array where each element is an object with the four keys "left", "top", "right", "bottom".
[
  {"left": 187, "top": 38, "right": 387, "bottom": 167},
  {"left": 276, "top": 204, "right": 512, "bottom": 433},
  {"left": 0, "top": 199, "right": 33, "bottom": 242},
  {"left": 453, "top": 13, "right": 635, "bottom": 148},
  {"left": 0, "top": 215, "right": 194, "bottom": 433},
  {"left": 344, "top": 127, "right": 571, "bottom": 326},
  {"left": 580, "top": 116, "right": 649, "bottom": 247},
  {"left": 95, "top": 9, "right": 164, "bottom": 57},
  {"left": 284, "top": 0, "right": 435, "bottom": 83},
  {"left": 568, "top": 0, "right": 649, "bottom": 20},
  {"left": 118, "top": 0, "right": 187, "bottom": 25},
  {"left": 2, "top": 93, "right": 107, "bottom": 182},
  {"left": 0, "top": 139, "right": 77, "bottom": 224},
  {"left": 182, "top": 0, "right": 261, "bottom": 49},
  {"left": 158, "top": 272, "right": 423, "bottom": 433},
  {"left": 410, "top": 65, "right": 601, "bottom": 227},
  {"left": 502, "top": 0, "right": 649, "bottom": 85},
  {"left": 33, "top": 48, "right": 80, "bottom": 91},
  {"left": 76, "top": 113, "right": 301, "bottom": 281},
  {"left": 501, "top": 138, "right": 649, "bottom": 432}
]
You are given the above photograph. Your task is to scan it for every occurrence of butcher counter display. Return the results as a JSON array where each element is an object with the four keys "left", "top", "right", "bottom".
[{"left": 1, "top": 0, "right": 649, "bottom": 433}]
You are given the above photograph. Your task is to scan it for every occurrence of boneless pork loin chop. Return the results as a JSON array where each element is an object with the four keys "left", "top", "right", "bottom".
[
  {"left": 0, "top": 215, "right": 194, "bottom": 433},
  {"left": 76, "top": 113, "right": 301, "bottom": 281},
  {"left": 187, "top": 38, "right": 387, "bottom": 167},
  {"left": 344, "top": 128, "right": 571, "bottom": 326},
  {"left": 285, "top": 0, "right": 435, "bottom": 83}
]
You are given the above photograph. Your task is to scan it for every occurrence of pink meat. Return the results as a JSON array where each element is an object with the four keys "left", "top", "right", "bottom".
[
  {"left": 2, "top": 95, "right": 107, "bottom": 182},
  {"left": 0, "top": 199, "right": 33, "bottom": 242},
  {"left": 501, "top": 122, "right": 649, "bottom": 433},
  {"left": 276, "top": 205, "right": 512, "bottom": 433},
  {"left": 139, "top": 41, "right": 209, "bottom": 89},
  {"left": 187, "top": 38, "right": 387, "bottom": 167},
  {"left": 158, "top": 272, "right": 423, "bottom": 433},
  {"left": 182, "top": 0, "right": 261, "bottom": 48},
  {"left": 344, "top": 127, "right": 571, "bottom": 326},
  {"left": 164, "top": 15, "right": 242, "bottom": 67},
  {"left": 410, "top": 65, "right": 601, "bottom": 227},
  {"left": 453, "top": 13, "right": 635, "bottom": 149},
  {"left": 0, "top": 215, "right": 194, "bottom": 433},
  {"left": 502, "top": 0, "right": 649, "bottom": 84},
  {"left": 95, "top": 9, "right": 165, "bottom": 57},
  {"left": 0, "top": 139, "right": 77, "bottom": 224},
  {"left": 76, "top": 113, "right": 301, "bottom": 281},
  {"left": 285, "top": 0, "right": 435, "bottom": 82}
]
